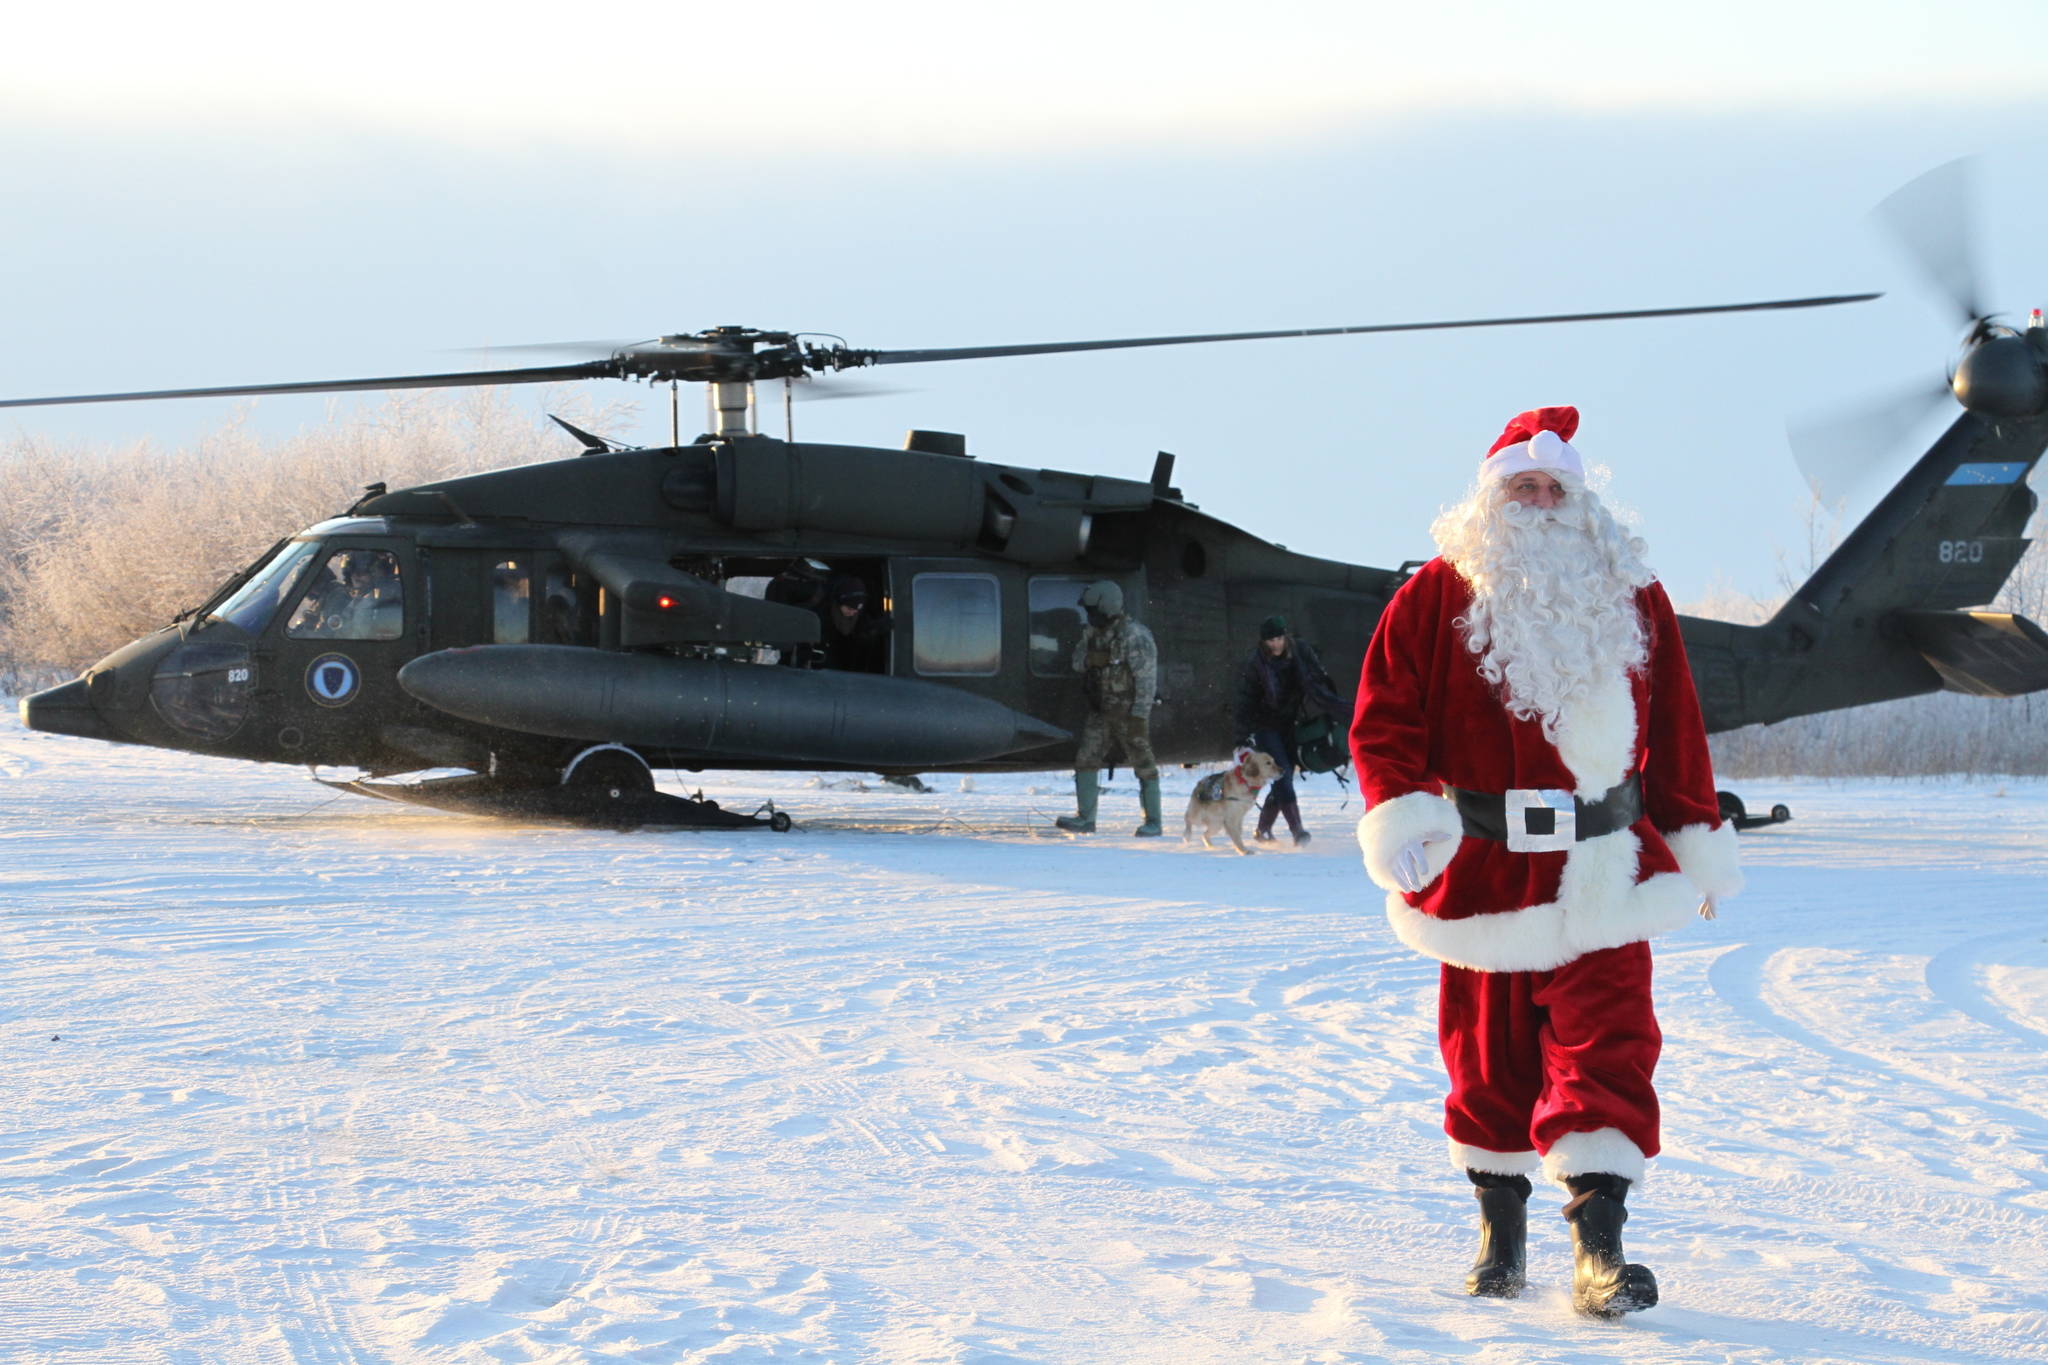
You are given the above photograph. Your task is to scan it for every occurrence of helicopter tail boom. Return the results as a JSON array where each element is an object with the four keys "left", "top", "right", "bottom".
[{"left": 1694, "top": 404, "right": 2048, "bottom": 731}]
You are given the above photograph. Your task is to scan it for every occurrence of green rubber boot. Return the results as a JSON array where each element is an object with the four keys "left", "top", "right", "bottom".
[
  {"left": 1133, "top": 774, "right": 1164, "bottom": 837},
  {"left": 1055, "top": 769, "right": 1099, "bottom": 832}
]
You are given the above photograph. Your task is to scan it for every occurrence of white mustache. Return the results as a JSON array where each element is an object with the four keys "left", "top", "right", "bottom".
[{"left": 1497, "top": 499, "right": 1578, "bottom": 529}]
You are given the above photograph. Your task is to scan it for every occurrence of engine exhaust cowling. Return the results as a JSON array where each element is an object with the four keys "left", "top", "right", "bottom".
[{"left": 1953, "top": 334, "right": 2048, "bottom": 419}]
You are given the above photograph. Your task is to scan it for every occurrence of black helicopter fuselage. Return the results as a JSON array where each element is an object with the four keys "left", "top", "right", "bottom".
[
  {"left": 22, "top": 390, "right": 2048, "bottom": 790},
  {"left": 19, "top": 433, "right": 1398, "bottom": 781}
]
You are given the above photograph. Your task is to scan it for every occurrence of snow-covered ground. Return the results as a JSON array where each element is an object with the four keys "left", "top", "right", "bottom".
[{"left": 3, "top": 707, "right": 2047, "bottom": 1365}]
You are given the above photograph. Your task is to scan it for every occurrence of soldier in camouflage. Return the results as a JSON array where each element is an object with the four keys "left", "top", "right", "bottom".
[{"left": 1055, "top": 580, "right": 1163, "bottom": 836}]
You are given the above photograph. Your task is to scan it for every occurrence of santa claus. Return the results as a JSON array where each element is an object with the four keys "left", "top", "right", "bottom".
[{"left": 1350, "top": 406, "right": 1743, "bottom": 1317}]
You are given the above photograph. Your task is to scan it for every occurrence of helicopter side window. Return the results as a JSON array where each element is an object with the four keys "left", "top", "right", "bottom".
[
  {"left": 911, "top": 573, "right": 1000, "bottom": 677},
  {"left": 210, "top": 540, "right": 324, "bottom": 635},
  {"left": 286, "top": 549, "right": 405, "bottom": 641},
  {"left": 1027, "top": 577, "right": 1092, "bottom": 677},
  {"left": 492, "top": 560, "right": 532, "bottom": 644}
]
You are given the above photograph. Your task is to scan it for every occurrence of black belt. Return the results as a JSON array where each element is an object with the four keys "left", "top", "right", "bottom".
[{"left": 1452, "top": 774, "right": 1643, "bottom": 848}]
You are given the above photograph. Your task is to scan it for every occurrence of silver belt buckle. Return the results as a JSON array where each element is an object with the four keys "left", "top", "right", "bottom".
[{"left": 1504, "top": 788, "right": 1576, "bottom": 852}]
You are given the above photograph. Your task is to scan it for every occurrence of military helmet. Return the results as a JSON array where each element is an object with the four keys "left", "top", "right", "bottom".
[{"left": 1079, "top": 580, "right": 1123, "bottom": 617}]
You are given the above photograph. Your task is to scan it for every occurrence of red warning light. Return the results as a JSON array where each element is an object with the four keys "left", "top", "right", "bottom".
[{"left": 657, "top": 595, "right": 676, "bottom": 610}]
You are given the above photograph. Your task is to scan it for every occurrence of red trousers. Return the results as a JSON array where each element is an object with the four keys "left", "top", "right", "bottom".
[{"left": 1438, "top": 940, "right": 1661, "bottom": 1164}]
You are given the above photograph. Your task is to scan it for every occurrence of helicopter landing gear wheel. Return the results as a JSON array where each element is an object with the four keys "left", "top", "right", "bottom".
[
  {"left": 562, "top": 744, "right": 655, "bottom": 802},
  {"left": 1715, "top": 789, "right": 1792, "bottom": 831},
  {"left": 768, "top": 811, "right": 793, "bottom": 832}
]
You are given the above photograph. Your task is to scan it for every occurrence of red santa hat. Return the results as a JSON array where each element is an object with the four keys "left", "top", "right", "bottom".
[{"left": 1483, "top": 406, "right": 1584, "bottom": 483}]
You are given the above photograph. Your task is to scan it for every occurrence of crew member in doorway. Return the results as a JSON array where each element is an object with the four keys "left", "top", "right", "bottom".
[
  {"left": 1232, "top": 614, "right": 1343, "bottom": 846},
  {"left": 1350, "top": 407, "right": 1743, "bottom": 1317},
  {"left": 1055, "top": 580, "right": 1162, "bottom": 837},
  {"left": 816, "top": 574, "right": 891, "bottom": 673}
]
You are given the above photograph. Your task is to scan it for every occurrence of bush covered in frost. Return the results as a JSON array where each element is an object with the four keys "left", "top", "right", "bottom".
[{"left": 0, "top": 390, "right": 629, "bottom": 678}]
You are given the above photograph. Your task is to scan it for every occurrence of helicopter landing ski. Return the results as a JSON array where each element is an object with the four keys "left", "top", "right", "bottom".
[{"left": 319, "top": 769, "right": 792, "bottom": 832}]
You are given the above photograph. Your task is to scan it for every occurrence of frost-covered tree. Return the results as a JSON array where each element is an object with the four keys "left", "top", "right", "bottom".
[{"left": 0, "top": 389, "right": 631, "bottom": 679}]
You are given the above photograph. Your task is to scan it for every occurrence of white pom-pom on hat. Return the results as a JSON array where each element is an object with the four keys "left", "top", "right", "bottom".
[{"left": 1482, "top": 406, "right": 1584, "bottom": 482}]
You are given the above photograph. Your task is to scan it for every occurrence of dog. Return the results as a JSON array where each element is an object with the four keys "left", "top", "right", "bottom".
[{"left": 1183, "top": 749, "right": 1283, "bottom": 854}]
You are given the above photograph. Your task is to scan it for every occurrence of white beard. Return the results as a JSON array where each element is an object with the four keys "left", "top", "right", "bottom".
[{"left": 1434, "top": 482, "right": 1653, "bottom": 746}]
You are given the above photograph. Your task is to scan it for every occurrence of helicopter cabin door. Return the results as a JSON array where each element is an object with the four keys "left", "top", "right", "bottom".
[{"left": 263, "top": 536, "right": 422, "bottom": 767}]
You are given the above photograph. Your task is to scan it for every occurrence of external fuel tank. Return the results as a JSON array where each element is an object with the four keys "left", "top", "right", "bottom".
[{"left": 399, "top": 645, "right": 1068, "bottom": 768}]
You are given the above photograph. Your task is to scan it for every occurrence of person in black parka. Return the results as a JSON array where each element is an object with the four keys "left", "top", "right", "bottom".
[
  {"left": 1232, "top": 614, "right": 1343, "bottom": 845},
  {"left": 815, "top": 574, "right": 891, "bottom": 673}
]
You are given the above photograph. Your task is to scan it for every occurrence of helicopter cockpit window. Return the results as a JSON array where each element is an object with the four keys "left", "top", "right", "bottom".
[
  {"left": 1027, "top": 577, "right": 1092, "bottom": 677},
  {"left": 912, "top": 573, "right": 1000, "bottom": 677},
  {"left": 210, "top": 540, "right": 324, "bottom": 635},
  {"left": 492, "top": 560, "right": 532, "bottom": 644},
  {"left": 286, "top": 549, "right": 405, "bottom": 641}
]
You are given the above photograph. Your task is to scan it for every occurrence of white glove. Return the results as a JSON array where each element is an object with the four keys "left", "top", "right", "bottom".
[
  {"left": 1392, "top": 841, "right": 1432, "bottom": 894},
  {"left": 1698, "top": 896, "right": 1718, "bottom": 921}
]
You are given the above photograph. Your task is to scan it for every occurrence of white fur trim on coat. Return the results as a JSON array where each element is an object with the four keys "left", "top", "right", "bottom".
[
  {"left": 1357, "top": 790, "right": 1464, "bottom": 893},
  {"left": 1450, "top": 1138, "right": 1541, "bottom": 1177},
  {"left": 1551, "top": 674, "right": 1637, "bottom": 798},
  {"left": 1664, "top": 820, "right": 1744, "bottom": 900},
  {"left": 1381, "top": 828, "right": 1699, "bottom": 973},
  {"left": 1543, "top": 1127, "right": 1646, "bottom": 1186}
]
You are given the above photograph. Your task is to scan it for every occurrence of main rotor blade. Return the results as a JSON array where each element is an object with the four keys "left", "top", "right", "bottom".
[
  {"left": 1874, "top": 158, "right": 1985, "bottom": 329},
  {"left": 447, "top": 338, "right": 651, "bottom": 358},
  {"left": 0, "top": 361, "right": 617, "bottom": 410},
  {"left": 865, "top": 294, "right": 1882, "bottom": 367}
]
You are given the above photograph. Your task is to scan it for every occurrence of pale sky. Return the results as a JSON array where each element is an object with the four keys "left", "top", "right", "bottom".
[
  {"left": 6, "top": 2, "right": 2026, "bottom": 151},
  {"left": 5, "top": 1, "right": 2047, "bottom": 604}
]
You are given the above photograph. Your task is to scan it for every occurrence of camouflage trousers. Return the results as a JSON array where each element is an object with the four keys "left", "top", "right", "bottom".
[{"left": 1075, "top": 708, "right": 1158, "bottom": 781}]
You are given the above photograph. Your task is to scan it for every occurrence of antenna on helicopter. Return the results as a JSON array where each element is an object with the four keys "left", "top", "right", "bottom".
[{"left": 548, "top": 414, "right": 618, "bottom": 455}]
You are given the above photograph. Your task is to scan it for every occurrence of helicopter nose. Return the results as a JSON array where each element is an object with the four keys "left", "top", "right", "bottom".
[
  {"left": 19, "top": 676, "right": 116, "bottom": 741},
  {"left": 19, "top": 628, "right": 204, "bottom": 746}
]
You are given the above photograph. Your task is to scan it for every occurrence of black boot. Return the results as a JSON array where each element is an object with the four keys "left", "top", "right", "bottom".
[
  {"left": 1465, "top": 1171, "right": 1530, "bottom": 1297},
  {"left": 1464, "top": 1171, "right": 1529, "bottom": 1297},
  {"left": 1562, "top": 1174, "right": 1658, "bottom": 1317}
]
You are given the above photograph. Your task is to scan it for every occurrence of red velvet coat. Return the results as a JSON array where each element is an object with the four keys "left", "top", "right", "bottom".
[{"left": 1350, "top": 558, "right": 1741, "bottom": 973}]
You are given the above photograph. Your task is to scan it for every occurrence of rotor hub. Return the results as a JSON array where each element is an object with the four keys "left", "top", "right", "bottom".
[{"left": 609, "top": 328, "right": 876, "bottom": 385}]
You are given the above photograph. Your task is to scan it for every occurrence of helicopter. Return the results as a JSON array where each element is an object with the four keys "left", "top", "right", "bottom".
[{"left": 8, "top": 260, "right": 2047, "bottom": 830}]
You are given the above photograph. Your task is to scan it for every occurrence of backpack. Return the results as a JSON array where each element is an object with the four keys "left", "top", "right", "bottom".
[{"left": 1293, "top": 712, "right": 1347, "bottom": 775}]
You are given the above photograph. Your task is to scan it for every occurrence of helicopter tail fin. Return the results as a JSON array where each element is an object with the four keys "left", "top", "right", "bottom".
[
  {"left": 1773, "top": 409, "right": 2045, "bottom": 642},
  {"left": 1726, "top": 408, "right": 2048, "bottom": 724}
]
